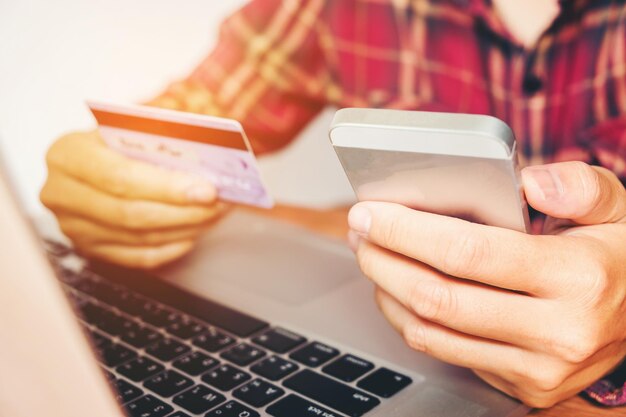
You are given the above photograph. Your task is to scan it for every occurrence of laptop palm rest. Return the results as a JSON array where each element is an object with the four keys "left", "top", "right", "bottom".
[
  {"left": 165, "top": 211, "right": 358, "bottom": 306},
  {"left": 157, "top": 210, "right": 527, "bottom": 417}
]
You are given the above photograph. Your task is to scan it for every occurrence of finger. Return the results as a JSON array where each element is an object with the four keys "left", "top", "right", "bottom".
[
  {"left": 522, "top": 162, "right": 626, "bottom": 225},
  {"left": 377, "top": 266, "right": 626, "bottom": 407},
  {"left": 79, "top": 240, "right": 195, "bottom": 269},
  {"left": 357, "top": 240, "right": 555, "bottom": 349},
  {"left": 42, "top": 171, "right": 222, "bottom": 230},
  {"left": 528, "top": 343, "right": 626, "bottom": 407},
  {"left": 374, "top": 287, "right": 526, "bottom": 376},
  {"left": 46, "top": 131, "right": 216, "bottom": 204},
  {"left": 57, "top": 214, "right": 216, "bottom": 246},
  {"left": 556, "top": 342, "right": 626, "bottom": 401},
  {"left": 348, "top": 201, "right": 574, "bottom": 295}
]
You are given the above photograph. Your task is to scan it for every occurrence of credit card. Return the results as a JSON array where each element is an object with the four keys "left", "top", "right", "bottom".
[{"left": 87, "top": 101, "right": 274, "bottom": 208}]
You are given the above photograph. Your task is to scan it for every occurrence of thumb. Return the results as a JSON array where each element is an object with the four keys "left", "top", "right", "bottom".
[{"left": 521, "top": 161, "right": 626, "bottom": 225}]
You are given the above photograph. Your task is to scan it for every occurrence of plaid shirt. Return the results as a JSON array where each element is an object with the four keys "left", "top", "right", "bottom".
[
  {"left": 152, "top": 0, "right": 626, "bottom": 185},
  {"left": 150, "top": 0, "right": 626, "bottom": 405}
]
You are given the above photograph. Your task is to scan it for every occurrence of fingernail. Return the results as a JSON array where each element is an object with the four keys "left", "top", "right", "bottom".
[
  {"left": 186, "top": 183, "right": 216, "bottom": 203},
  {"left": 347, "top": 229, "right": 361, "bottom": 252},
  {"left": 524, "top": 167, "right": 564, "bottom": 200},
  {"left": 348, "top": 205, "right": 372, "bottom": 236}
]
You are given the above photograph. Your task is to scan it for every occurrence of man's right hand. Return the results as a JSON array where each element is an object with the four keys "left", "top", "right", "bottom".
[{"left": 41, "top": 130, "right": 225, "bottom": 269}]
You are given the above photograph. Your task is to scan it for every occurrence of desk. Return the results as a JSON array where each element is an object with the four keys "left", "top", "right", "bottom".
[{"left": 245, "top": 204, "right": 626, "bottom": 417}]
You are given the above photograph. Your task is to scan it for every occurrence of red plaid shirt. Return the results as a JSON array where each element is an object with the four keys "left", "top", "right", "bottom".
[
  {"left": 151, "top": 0, "right": 626, "bottom": 405},
  {"left": 153, "top": 0, "right": 626, "bottom": 186}
]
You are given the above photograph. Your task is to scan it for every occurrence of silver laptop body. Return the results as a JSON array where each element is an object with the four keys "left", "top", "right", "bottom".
[{"left": 0, "top": 153, "right": 529, "bottom": 417}]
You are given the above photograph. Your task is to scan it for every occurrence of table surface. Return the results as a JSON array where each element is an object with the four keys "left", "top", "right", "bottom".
[{"left": 243, "top": 204, "right": 626, "bottom": 417}]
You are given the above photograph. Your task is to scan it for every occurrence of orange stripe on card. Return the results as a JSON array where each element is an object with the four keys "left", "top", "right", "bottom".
[{"left": 91, "top": 109, "right": 248, "bottom": 151}]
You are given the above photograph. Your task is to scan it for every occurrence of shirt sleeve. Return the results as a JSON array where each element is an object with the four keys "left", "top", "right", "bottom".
[
  {"left": 583, "top": 360, "right": 626, "bottom": 406},
  {"left": 148, "top": 0, "right": 330, "bottom": 154}
]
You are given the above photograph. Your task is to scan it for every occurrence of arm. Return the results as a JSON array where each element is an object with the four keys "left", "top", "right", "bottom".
[{"left": 41, "top": 0, "right": 328, "bottom": 268}]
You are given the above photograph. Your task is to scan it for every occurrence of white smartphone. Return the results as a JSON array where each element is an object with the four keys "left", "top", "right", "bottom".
[{"left": 329, "top": 108, "right": 530, "bottom": 233}]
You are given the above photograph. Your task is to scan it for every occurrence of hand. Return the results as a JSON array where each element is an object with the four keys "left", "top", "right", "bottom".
[
  {"left": 348, "top": 161, "right": 626, "bottom": 408},
  {"left": 41, "top": 130, "right": 227, "bottom": 268}
]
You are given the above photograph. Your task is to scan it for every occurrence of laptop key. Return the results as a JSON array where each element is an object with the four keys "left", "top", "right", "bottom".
[
  {"left": 166, "top": 413, "right": 191, "bottom": 417},
  {"left": 99, "top": 343, "right": 137, "bottom": 367},
  {"left": 173, "top": 351, "right": 219, "bottom": 376},
  {"left": 117, "top": 357, "right": 165, "bottom": 382},
  {"left": 91, "top": 280, "right": 126, "bottom": 306},
  {"left": 120, "top": 321, "right": 163, "bottom": 348},
  {"left": 79, "top": 302, "right": 109, "bottom": 324},
  {"left": 173, "top": 384, "right": 226, "bottom": 414},
  {"left": 88, "top": 329, "right": 112, "bottom": 351},
  {"left": 145, "top": 338, "right": 190, "bottom": 362},
  {"left": 139, "top": 301, "right": 178, "bottom": 327},
  {"left": 143, "top": 370, "right": 194, "bottom": 397},
  {"left": 74, "top": 278, "right": 103, "bottom": 297},
  {"left": 76, "top": 278, "right": 127, "bottom": 308},
  {"left": 283, "top": 369, "right": 380, "bottom": 417},
  {"left": 192, "top": 327, "right": 235, "bottom": 352},
  {"left": 125, "top": 394, "right": 173, "bottom": 417},
  {"left": 250, "top": 355, "right": 298, "bottom": 381},
  {"left": 356, "top": 367, "right": 412, "bottom": 398},
  {"left": 205, "top": 400, "right": 260, "bottom": 417},
  {"left": 267, "top": 394, "right": 345, "bottom": 417},
  {"left": 166, "top": 316, "right": 206, "bottom": 339},
  {"left": 201, "top": 364, "right": 251, "bottom": 391},
  {"left": 221, "top": 343, "right": 266, "bottom": 366},
  {"left": 289, "top": 342, "right": 340, "bottom": 367},
  {"left": 114, "top": 291, "right": 146, "bottom": 316},
  {"left": 113, "top": 378, "right": 143, "bottom": 404},
  {"left": 88, "top": 261, "right": 269, "bottom": 337},
  {"left": 232, "top": 378, "right": 284, "bottom": 407},
  {"left": 252, "top": 327, "right": 306, "bottom": 353},
  {"left": 94, "top": 283, "right": 130, "bottom": 307},
  {"left": 322, "top": 354, "right": 374, "bottom": 382},
  {"left": 96, "top": 310, "right": 127, "bottom": 336}
]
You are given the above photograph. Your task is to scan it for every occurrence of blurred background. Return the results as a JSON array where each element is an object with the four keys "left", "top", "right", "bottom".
[{"left": 0, "top": 0, "right": 354, "bottom": 215}]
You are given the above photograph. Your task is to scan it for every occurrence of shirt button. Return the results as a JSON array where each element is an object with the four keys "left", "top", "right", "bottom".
[{"left": 522, "top": 73, "right": 543, "bottom": 95}]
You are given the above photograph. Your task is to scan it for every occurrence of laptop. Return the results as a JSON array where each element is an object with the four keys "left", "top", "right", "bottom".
[{"left": 0, "top": 153, "right": 529, "bottom": 417}]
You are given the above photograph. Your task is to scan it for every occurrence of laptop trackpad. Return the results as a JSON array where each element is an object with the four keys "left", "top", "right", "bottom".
[
  {"left": 403, "top": 387, "right": 489, "bottom": 417},
  {"left": 161, "top": 211, "right": 359, "bottom": 306}
]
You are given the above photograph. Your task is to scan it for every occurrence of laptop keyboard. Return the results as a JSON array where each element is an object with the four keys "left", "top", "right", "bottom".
[{"left": 46, "top": 240, "right": 412, "bottom": 417}]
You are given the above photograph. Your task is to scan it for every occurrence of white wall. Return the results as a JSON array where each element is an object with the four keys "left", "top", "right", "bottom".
[{"left": 0, "top": 0, "right": 354, "bottom": 214}]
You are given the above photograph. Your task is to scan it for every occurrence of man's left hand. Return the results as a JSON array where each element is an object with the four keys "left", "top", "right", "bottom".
[{"left": 348, "top": 161, "right": 626, "bottom": 408}]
